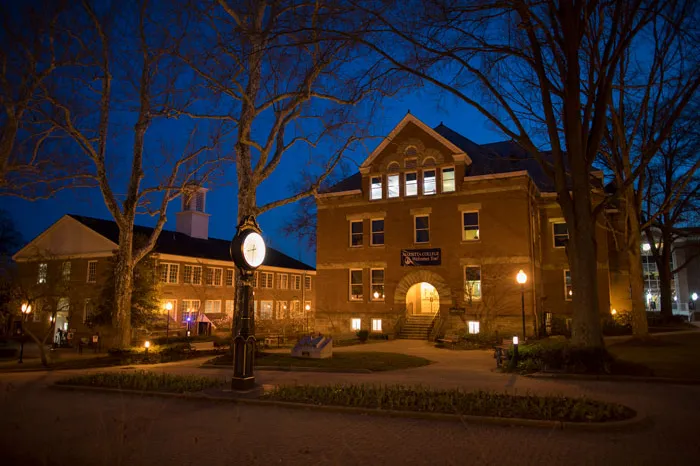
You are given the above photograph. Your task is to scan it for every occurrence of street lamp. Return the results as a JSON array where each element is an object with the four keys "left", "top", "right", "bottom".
[
  {"left": 164, "top": 301, "right": 173, "bottom": 344},
  {"left": 516, "top": 270, "right": 527, "bottom": 339},
  {"left": 18, "top": 303, "right": 32, "bottom": 364},
  {"left": 186, "top": 316, "right": 192, "bottom": 338},
  {"left": 305, "top": 303, "right": 311, "bottom": 334}
]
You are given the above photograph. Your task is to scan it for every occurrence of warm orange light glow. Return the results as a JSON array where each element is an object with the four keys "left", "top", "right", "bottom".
[
  {"left": 516, "top": 270, "right": 527, "bottom": 285},
  {"left": 165, "top": 302, "right": 173, "bottom": 311},
  {"left": 21, "top": 303, "right": 32, "bottom": 314},
  {"left": 611, "top": 309, "right": 617, "bottom": 315},
  {"left": 144, "top": 341, "right": 151, "bottom": 349}
]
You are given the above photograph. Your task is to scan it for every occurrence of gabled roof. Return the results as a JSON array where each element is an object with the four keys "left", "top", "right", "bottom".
[{"left": 67, "top": 214, "right": 315, "bottom": 271}]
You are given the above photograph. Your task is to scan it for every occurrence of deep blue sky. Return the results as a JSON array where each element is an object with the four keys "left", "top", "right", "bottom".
[{"left": 4, "top": 88, "right": 505, "bottom": 266}]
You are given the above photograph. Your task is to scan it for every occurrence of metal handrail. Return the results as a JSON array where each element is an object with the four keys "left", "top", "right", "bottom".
[{"left": 428, "top": 312, "right": 445, "bottom": 342}]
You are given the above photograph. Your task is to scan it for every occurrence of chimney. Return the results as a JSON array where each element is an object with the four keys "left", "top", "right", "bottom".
[{"left": 176, "top": 186, "right": 210, "bottom": 239}]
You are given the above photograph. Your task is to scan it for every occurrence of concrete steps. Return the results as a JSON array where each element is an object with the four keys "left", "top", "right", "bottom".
[{"left": 397, "top": 315, "right": 436, "bottom": 340}]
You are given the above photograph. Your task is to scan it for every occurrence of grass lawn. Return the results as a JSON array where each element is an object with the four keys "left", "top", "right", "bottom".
[
  {"left": 207, "top": 351, "right": 432, "bottom": 372},
  {"left": 607, "top": 332, "right": 700, "bottom": 379}
]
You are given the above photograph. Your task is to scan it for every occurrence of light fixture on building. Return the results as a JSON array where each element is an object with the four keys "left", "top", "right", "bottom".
[
  {"left": 642, "top": 243, "right": 651, "bottom": 252},
  {"left": 373, "top": 291, "right": 379, "bottom": 299}
]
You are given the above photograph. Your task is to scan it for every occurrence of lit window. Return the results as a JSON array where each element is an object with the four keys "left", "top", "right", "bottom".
[
  {"left": 371, "top": 269, "right": 384, "bottom": 301},
  {"left": 204, "top": 300, "right": 221, "bottom": 314},
  {"left": 292, "top": 274, "right": 301, "bottom": 290},
  {"left": 225, "top": 300, "right": 234, "bottom": 316},
  {"left": 277, "top": 273, "right": 289, "bottom": 289},
  {"left": 442, "top": 167, "right": 455, "bottom": 192},
  {"left": 205, "top": 268, "right": 214, "bottom": 285},
  {"left": 462, "top": 212, "right": 479, "bottom": 241},
  {"left": 405, "top": 172, "right": 417, "bottom": 196},
  {"left": 253, "top": 272, "right": 258, "bottom": 288},
  {"left": 464, "top": 266, "right": 482, "bottom": 301},
  {"left": 62, "top": 262, "right": 71, "bottom": 282},
  {"left": 350, "top": 220, "right": 363, "bottom": 247},
  {"left": 38, "top": 263, "right": 48, "bottom": 284},
  {"left": 564, "top": 270, "right": 573, "bottom": 300},
  {"left": 553, "top": 222, "right": 568, "bottom": 248},
  {"left": 423, "top": 170, "right": 436, "bottom": 195},
  {"left": 160, "top": 263, "right": 179, "bottom": 284},
  {"left": 415, "top": 215, "right": 430, "bottom": 243},
  {"left": 213, "top": 268, "right": 222, "bottom": 286},
  {"left": 350, "top": 269, "right": 363, "bottom": 301},
  {"left": 259, "top": 301, "right": 273, "bottom": 319},
  {"left": 181, "top": 299, "right": 201, "bottom": 322},
  {"left": 371, "top": 219, "right": 385, "bottom": 246},
  {"left": 86, "top": 261, "right": 97, "bottom": 283},
  {"left": 290, "top": 300, "right": 302, "bottom": 318},
  {"left": 370, "top": 176, "right": 382, "bottom": 200},
  {"left": 468, "top": 321, "right": 480, "bottom": 334},
  {"left": 372, "top": 319, "right": 382, "bottom": 332},
  {"left": 276, "top": 301, "right": 288, "bottom": 319},
  {"left": 387, "top": 174, "right": 400, "bottom": 198},
  {"left": 226, "top": 269, "right": 234, "bottom": 286},
  {"left": 351, "top": 318, "right": 362, "bottom": 331},
  {"left": 304, "top": 275, "right": 312, "bottom": 290}
]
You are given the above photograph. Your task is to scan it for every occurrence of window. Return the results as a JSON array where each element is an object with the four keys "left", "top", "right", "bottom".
[
  {"left": 259, "top": 301, "right": 273, "bottom": 320},
  {"left": 464, "top": 266, "right": 482, "bottom": 301},
  {"left": 205, "top": 268, "right": 214, "bottom": 285},
  {"left": 405, "top": 172, "right": 417, "bottom": 196},
  {"left": 62, "top": 262, "right": 71, "bottom": 282},
  {"left": 349, "top": 269, "right": 363, "bottom": 301},
  {"left": 423, "top": 169, "right": 436, "bottom": 195},
  {"left": 277, "top": 273, "right": 289, "bottom": 290},
  {"left": 291, "top": 274, "right": 301, "bottom": 290},
  {"left": 564, "top": 270, "right": 573, "bottom": 300},
  {"left": 83, "top": 299, "right": 95, "bottom": 324},
  {"left": 213, "top": 268, "right": 223, "bottom": 286},
  {"left": 290, "top": 300, "right": 302, "bottom": 318},
  {"left": 553, "top": 222, "right": 569, "bottom": 248},
  {"left": 423, "top": 157, "right": 436, "bottom": 167},
  {"left": 350, "top": 220, "right": 363, "bottom": 247},
  {"left": 205, "top": 300, "right": 221, "bottom": 314},
  {"left": 370, "top": 269, "right": 385, "bottom": 301},
  {"left": 468, "top": 321, "right": 480, "bottom": 334},
  {"left": 442, "top": 167, "right": 455, "bottom": 193},
  {"left": 225, "top": 300, "right": 234, "bottom": 316},
  {"left": 304, "top": 275, "right": 312, "bottom": 290},
  {"left": 387, "top": 174, "right": 400, "bottom": 198},
  {"left": 371, "top": 219, "right": 385, "bottom": 246},
  {"left": 37, "top": 263, "right": 48, "bottom": 284},
  {"left": 276, "top": 301, "right": 288, "bottom": 319},
  {"left": 462, "top": 212, "right": 480, "bottom": 241},
  {"left": 351, "top": 318, "right": 362, "bottom": 331},
  {"left": 370, "top": 176, "right": 382, "bottom": 200},
  {"left": 226, "top": 269, "right": 234, "bottom": 286},
  {"left": 415, "top": 215, "right": 430, "bottom": 243},
  {"left": 261, "top": 272, "right": 274, "bottom": 289},
  {"left": 86, "top": 261, "right": 97, "bottom": 283},
  {"left": 372, "top": 319, "right": 382, "bottom": 332},
  {"left": 184, "top": 265, "right": 202, "bottom": 285},
  {"left": 181, "top": 299, "right": 200, "bottom": 322},
  {"left": 160, "top": 263, "right": 179, "bottom": 284}
]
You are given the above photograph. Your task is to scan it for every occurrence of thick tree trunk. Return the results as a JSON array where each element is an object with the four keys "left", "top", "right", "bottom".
[
  {"left": 658, "top": 247, "right": 674, "bottom": 322},
  {"left": 23, "top": 327, "right": 50, "bottom": 367},
  {"left": 626, "top": 205, "right": 649, "bottom": 337},
  {"left": 113, "top": 232, "right": 135, "bottom": 349}
]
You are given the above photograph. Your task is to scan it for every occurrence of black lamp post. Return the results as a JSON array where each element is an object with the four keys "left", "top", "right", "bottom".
[
  {"left": 516, "top": 270, "right": 527, "bottom": 339},
  {"left": 230, "top": 215, "right": 266, "bottom": 390},
  {"left": 18, "top": 302, "right": 32, "bottom": 364},
  {"left": 165, "top": 302, "right": 173, "bottom": 344}
]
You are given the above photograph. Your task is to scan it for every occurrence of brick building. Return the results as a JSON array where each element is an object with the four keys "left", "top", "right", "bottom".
[
  {"left": 12, "top": 189, "right": 315, "bottom": 345},
  {"left": 315, "top": 113, "right": 627, "bottom": 339}
]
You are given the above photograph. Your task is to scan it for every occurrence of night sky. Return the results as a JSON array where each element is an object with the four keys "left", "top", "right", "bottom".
[{"left": 4, "top": 88, "right": 504, "bottom": 267}]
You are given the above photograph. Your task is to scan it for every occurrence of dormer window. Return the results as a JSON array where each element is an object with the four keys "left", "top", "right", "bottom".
[{"left": 370, "top": 176, "right": 382, "bottom": 200}]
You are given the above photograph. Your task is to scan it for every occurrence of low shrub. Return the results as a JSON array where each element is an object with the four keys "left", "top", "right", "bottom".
[
  {"left": 57, "top": 370, "right": 226, "bottom": 393},
  {"left": 506, "top": 339, "right": 615, "bottom": 374},
  {"left": 261, "top": 384, "right": 635, "bottom": 423},
  {"left": 356, "top": 329, "right": 370, "bottom": 342},
  {"left": 151, "top": 335, "right": 227, "bottom": 346}
]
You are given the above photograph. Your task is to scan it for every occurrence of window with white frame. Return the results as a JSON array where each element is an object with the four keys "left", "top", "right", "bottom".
[
  {"left": 184, "top": 265, "right": 202, "bottom": 285},
  {"left": 462, "top": 211, "right": 480, "bottom": 241},
  {"left": 83, "top": 299, "right": 95, "bottom": 324},
  {"left": 415, "top": 215, "right": 430, "bottom": 243},
  {"left": 290, "top": 300, "right": 302, "bottom": 318},
  {"left": 261, "top": 272, "right": 273, "bottom": 289},
  {"left": 205, "top": 268, "right": 214, "bottom": 285},
  {"left": 276, "top": 300, "right": 288, "bottom": 319},
  {"left": 350, "top": 220, "right": 363, "bottom": 247},
  {"left": 205, "top": 300, "right": 221, "bottom": 314},
  {"left": 349, "top": 269, "right": 363, "bottom": 301},
  {"left": 464, "top": 266, "right": 482, "bottom": 301},
  {"left": 405, "top": 172, "right": 418, "bottom": 196},
  {"left": 181, "top": 299, "right": 200, "bottom": 322},
  {"left": 553, "top": 222, "right": 569, "bottom": 248},
  {"left": 423, "top": 169, "right": 436, "bottom": 195},
  {"left": 468, "top": 321, "right": 480, "bottom": 334},
  {"left": 304, "top": 275, "right": 312, "bottom": 290},
  {"left": 351, "top": 318, "right": 362, "bottom": 331},
  {"left": 86, "top": 261, "right": 97, "bottom": 283},
  {"left": 225, "top": 300, "right": 234, "bottom": 316},
  {"left": 387, "top": 173, "right": 400, "bottom": 198},
  {"left": 213, "top": 268, "right": 222, "bottom": 286},
  {"left": 370, "top": 176, "right": 382, "bottom": 200},
  {"left": 62, "top": 262, "right": 71, "bottom": 282},
  {"left": 37, "top": 263, "right": 48, "bottom": 284},
  {"left": 370, "top": 269, "right": 384, "bottom": 301},
  {"left": 259, "top": 301, "right": 273, "bottom": 319},
  {"left": 564, "top": 270, "right": 573, "bottom": 300},
  {"left": 226, "top": 269, "right": 234, "bottom": 286},
  {"left": 371, "top": 219, "right": 385, "bottom": 246},
  {"left": 291, "top": 274, "right": 301, "bottom": 290},
  {"left": 372, "top": 318, "right": 382, "bottom": 332},
  {"left": 442, "top": 167, "right": 455, "bottom": 192},
  {"left": 277, "top": 273, "right": 289, "bottom": 290},
  {"left": 160, "top": 263, "right": 179, "bottom": 284}
]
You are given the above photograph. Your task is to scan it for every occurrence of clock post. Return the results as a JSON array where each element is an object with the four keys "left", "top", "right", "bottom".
[{"left": 230, "top": 215, "right": 266, "bottom": 390}]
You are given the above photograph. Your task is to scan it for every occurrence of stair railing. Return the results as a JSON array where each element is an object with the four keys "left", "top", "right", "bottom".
[
  {"left": 393, "top": 310, "right": 407, "bottom": 338},
  {"left": 428, "top": 312, "right": 446, "bottom": 342}
]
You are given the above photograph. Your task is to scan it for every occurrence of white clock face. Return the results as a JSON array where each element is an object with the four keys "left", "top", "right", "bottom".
[{"left": 242, "top": 232, "right": 266, "bottom": 268}]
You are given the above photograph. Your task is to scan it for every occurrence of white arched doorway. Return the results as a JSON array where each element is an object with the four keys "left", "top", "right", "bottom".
[{"left": 406, "top": 282, "right": 440, "bottom": 315}]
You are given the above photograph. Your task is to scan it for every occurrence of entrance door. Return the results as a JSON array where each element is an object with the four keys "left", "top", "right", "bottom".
[{"left": 406, "top": 282, "right": 439, "bottom": 315}]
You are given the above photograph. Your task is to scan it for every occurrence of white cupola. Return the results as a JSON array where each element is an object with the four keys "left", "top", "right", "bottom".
[{"left": 176, "top": 186, "right": 210, "bottom": 239}]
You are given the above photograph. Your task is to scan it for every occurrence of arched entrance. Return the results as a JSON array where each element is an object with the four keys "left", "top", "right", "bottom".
[{"left": 406, "top": 282, "right": 439, "bottom": 315}]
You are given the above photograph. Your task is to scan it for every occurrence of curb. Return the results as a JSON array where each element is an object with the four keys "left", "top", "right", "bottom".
[
  {"left": 49, "top": 384, "right": 647, "bottom": 432},
  {"left": 199, "top": 364, "right": 372, "bottom": 374},
  {"left": 525, "top": 372, "right": 700, "bottom": 386}
]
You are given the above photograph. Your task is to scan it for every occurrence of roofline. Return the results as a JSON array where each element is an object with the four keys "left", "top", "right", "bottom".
[
  {"left": 463, "top": 170, "right": 529, "bottom": 182},
  {"left": 317, "top": 189, "right": 362, "bottom": 198},
  {"left": 156, "top": 253, "right": 316, "bottom": 273},
  {"left": 359, "top": 114, "right": 471, "bottom": 170}
]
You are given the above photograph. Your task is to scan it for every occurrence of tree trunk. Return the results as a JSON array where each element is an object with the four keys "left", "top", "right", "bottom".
[
  {"left": 658, "top": 245, "right": 674, "bottom": 322},
  {"left": 626, "top": 204, "right": 649, "bottom": 337},
  {"left": 23, "top": 327, "right": 50, "bottom": 367},
  {"left": 113, "top": 232, "right": 135, "bottom": 349}
]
